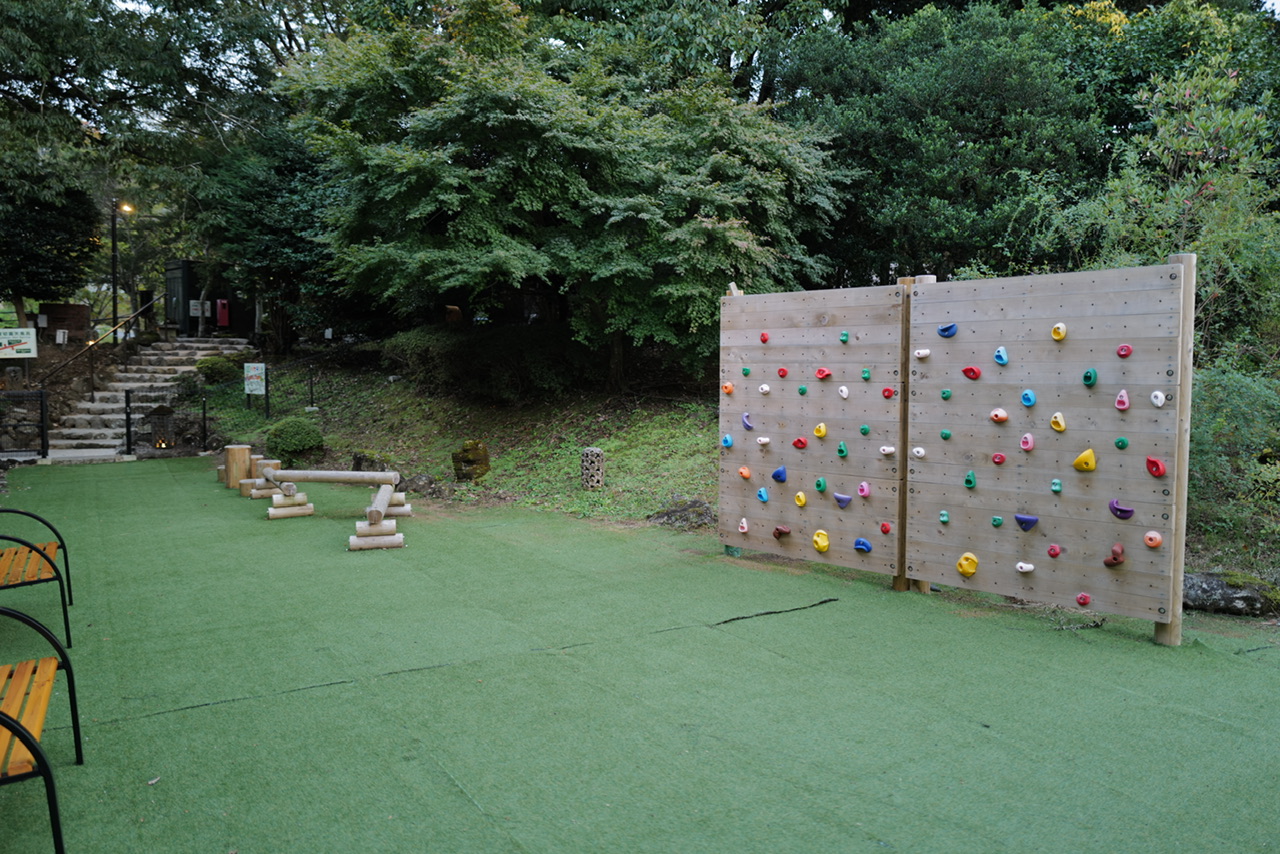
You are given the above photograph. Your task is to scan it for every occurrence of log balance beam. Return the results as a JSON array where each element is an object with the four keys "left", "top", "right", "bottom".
[{"left": 259, "top": 466, "right": 412, "bottom": 550}]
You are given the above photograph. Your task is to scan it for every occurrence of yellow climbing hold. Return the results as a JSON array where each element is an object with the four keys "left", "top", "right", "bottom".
[
  {"left": 1051, "top": 322, "right": 1067, "bottom": 342},
  {"left": 813, "top": 529, "right": 830, "bottom": 553},
  {"left": 813, "top": 422, "right": 827, "bottom": 438},
  {"left": 956, "top": 552, "right": 979, "bottom": 578},
  {"left": 795, "top": 491, "right": 807, "bottom": 507},
  {"left": 1073, "top": 448, "right": 1097, "bottom": 472},
  {"left": 1050, "top": 412, "right": 1067, "bottom": 433}
]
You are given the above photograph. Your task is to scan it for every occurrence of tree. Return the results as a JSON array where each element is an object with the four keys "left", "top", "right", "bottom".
[{"left": 0, "top": 180, "right": 99, "bottom": 325}]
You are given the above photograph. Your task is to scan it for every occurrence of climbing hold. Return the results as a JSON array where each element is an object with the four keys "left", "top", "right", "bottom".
[
  {"left": 1047, "top": 544, "right": 1062, "bottom": 558},
  {"left": 837, "top": 441, "right": 848, "bottom": 458},
  {"left": 814, "top": 422, "right": 827, "bottom": 438},
  {"left": 939, "top": 510, "right": 950, "bottom": 524},
  {"left": 738, "top": 466, "right": 751, "bottom": 479},
  {"left": 1015, "top": 514, "right": 1039, "bottom": 532},
  {"left": 1021, "top": 389, "right": 1037, "bottom": 407},
  {"left": 1082, "top": 369, "right": 1098, "bottom": 388},
  {"left": 940, "top": 429, "right": 952, "bottom": 440},
  {"left": 1050, "top": 412, "right": 1066, "bottom": 432},
  {"left": 964, "top": 470, "right": 977, "bottom": 489},
  {"left": 915, "top": 348, "right": 931, "bottom": 359},
  {"left": 834, "top": 493, "right": 853, "bottom": 509},
  {"left": 798, "top": 385, "right": 808, "bottom": 396},
  {"left": 1115, "top": 389, "right": 1130, "bottom": 411},
  {"left": 1114, "top": 436, "right": 1129, "bottom": 450},
  {"left": 760, "top": 332, "right": 770, "bottom": 344},
  {"left": 1020, "top": 433, "right": 1035, "bottom": 451},
  {"left": 840, "top": 330, "right": 850, "bottom": 344},
  {"left": 1076, "top": 592, "right": 1091, "bottom": 606},
  {"left": 777, "top": 367, "right": 788, "bottom": 378},
  {"left": 838, "top": 386, "right": 850, "bottom": 399},
  {"left": 854, "top": 538, "right": 873, "bottom": 553},
  {"left": 1073, "top": 448, "right": 1097, "bottom": 472},
  {"left": 722, "top": 434, "right": 734, "bottom": 448},
  {"left": 938, "top": 322, "right": 958, "bottom": 338},
  {"left": 812, "top": 530, "right": 830, "bottom": 553},
  {"left": 992, "top": 453, "right": 1006, "bottom": 465},
  {"left": 882, "top": 387, "right": 894, "bottom": 399},
  {"left": 815, "top": 367, "right": 832, "bottom": 380},
  {"left": 860, "top": 424, "right": 870, "bottom": 436},
  {"left": 756, "top": 437, "right": 771, "bottom": 446},
  {"left": 1146, "top": 456, "right": 1167, "bottom": 478},
  {"left": 758, "top": 383, "right": 771, "bottom": 395},
  {"left": 771, "top": 466, "right": 787, "bottom": 483},
  {"left": 1109, "top": 499, "right": 1135, "bottom": 520},
  {"left": 757, "top": 487, "right": 769, "bottom": 503},
  {"left": 742, "top": 412, "right": 755, "bottom": 431},
  {"left": 956, "top": 552, "right": 979, "bottom": 577},
  {"left": 738, "top": 518, "right": 749, "bottom": 533},
  {"left": 795, "top": 492, "right": 807, "bottom": 507},
  {"left": 1103, "top": 543, "right": 1125, "bottom": 567},
  {"left": 962, "top": 365, "right": 982, "bottom": 380},
  {"left": 912, "top": 447, "right": 926, "bottom": 459},
  {"left": 792, "top": 437, "right": 808, "bottom": 450},
  {"left": 880, "top": 521, "right": 892, "bottom": 534},
  {"left": 992, "top": 516, "right": 1004, "bottom": 528},
  {"left": 1051, "top": 322, "right": 1067, "bottom": 341},
  {"left": 742, "top": 367, "right": 751, "bottom": 377},
  {"left": 857, "top": 481, "right": 871, "bottom": 497},
  {"left": 1116, "top": 343, "right": 1133, "bottom": 358},
  {"left": 990, "top": 408, "right": 1009, "bottom": 423},
  {"left": 994, "top": 346, "right": 1009, "bottom": 366},
  {"left": 815, "top": 477, "right": 827, "bottom": 493},
  {"left": 862, "top": 368, "right": 872, "bottom": 381},
  {"left": 880, "top": 446, "right": 896, "bottom": 456},
  {"left": 1051, "top": 479, "right": 1063, "bottom": 493},
  {"left": 1144, "top": 531, "right": 1164, "bottom": 548},
  {"left": 772, "top": 525, "right": 791, "bottom": 540},
  {"left": 1016, "top": 562, "right": 1035, "bottom": 574},
  {"left": 722, "top": 382, "right": 734, "bottom": 395},
  {"left": 1150, "top": 390, "right": 1167, "bottom": 408}
]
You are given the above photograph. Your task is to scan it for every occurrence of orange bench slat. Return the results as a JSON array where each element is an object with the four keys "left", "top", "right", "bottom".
[{"left": 0, "top": 656, "right": 60, "bottom": 778}]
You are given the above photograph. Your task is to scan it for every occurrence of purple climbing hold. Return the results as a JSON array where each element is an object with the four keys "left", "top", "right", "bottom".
[
  {"left": 1109, "top": 499, "right": 1135, "bottom": 520},
  {"left": 742, "top": 412, "right": 755, "bottom": 430},
  {"left": 1015, "top": 514, "right": 1039, "bottom": 532},
  {"left": 834, "top": 492, "right": 853, "bottom": 509}
]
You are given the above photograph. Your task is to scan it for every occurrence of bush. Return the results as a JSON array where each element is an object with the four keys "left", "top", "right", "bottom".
[
  {"left": 266, "top": 416, "right": 325, "bottom": 465},
  {"left": 195, "top": 350, "right": 259, "bottom": 386}
]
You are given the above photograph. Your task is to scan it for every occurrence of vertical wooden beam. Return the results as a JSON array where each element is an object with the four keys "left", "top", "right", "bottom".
[
  {"left": 224, "top": 445, "right": 252, "bottom": 490},
  {"left": 900, "top": 276, "right": 934, "bottom": 593}
]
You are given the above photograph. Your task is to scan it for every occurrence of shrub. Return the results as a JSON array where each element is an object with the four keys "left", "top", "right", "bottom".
[
  {"left": 266, "top": 416, "right": 325, "bottom": 465},
  {"left": 196, "top": 355, "right": 241, "bottom": 385}
]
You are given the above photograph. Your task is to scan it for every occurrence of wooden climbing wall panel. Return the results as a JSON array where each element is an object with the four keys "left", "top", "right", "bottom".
[
  {"left": 718, "top": 257, "right": 1194, "bottom": 644},
  {"left": 718, "top": 285, "right": 907, "bottom": 578}
]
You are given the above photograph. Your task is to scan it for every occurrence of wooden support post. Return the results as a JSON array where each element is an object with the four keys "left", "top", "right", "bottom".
[
  {"left": 253, "top": 458, "right": 281, "bottom": 479},
  {"left": 271, "top": 492, "right": 309, "bottom": 507},
  {"left": 267, "top": 504, "right": 315, "bottom": 519},
  {"left": 389, "top": 492, "right": 407, "bottom": 507},
  {"left": 366, "top": 483, "right": 394, "bottom": 525},
  {"left": 216, "top": 465, "right": 226, "bottom": 484},
  {"left": 348, "top": 533, "right": 405, "bottom": 550},
  {"left": 384, "top": 505, "right": 413, "bottom": 518},
  {"left": 238, "top": 478, "right": 256, "bottom": 498},
  {"left": 225, "top": 445, "right": 252, "bottom": 489},
  {"left": 250, "top": 487, "right": 283, "bottom": 499},
  {"left": 355, "top": 520, "right": 397, "bottom": 537}
]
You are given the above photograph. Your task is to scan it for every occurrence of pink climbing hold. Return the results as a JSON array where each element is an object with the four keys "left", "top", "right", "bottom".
[
  {"left": 857, "top": 481, "right": 871, "bottom": 497},
  {"left": 962, "top": 365, "right": 982, "bottom": 380},
  {"left": 1115, "top": 389, "right": 1130, "bottom": 411},
  {"left": 1020, "top": 433, "right": 1035, "bottom": 451}
]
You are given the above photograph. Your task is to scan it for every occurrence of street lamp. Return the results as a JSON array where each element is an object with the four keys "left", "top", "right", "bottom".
[{"left": 110, "top": 199, "right": 133, "bottom": 343}]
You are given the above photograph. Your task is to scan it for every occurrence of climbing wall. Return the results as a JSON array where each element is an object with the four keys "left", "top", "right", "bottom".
[
  {"left": 903, "top": 261, "right": 1194, "bottom": 629},
  {"left": 718, "top": 286, "right": 907, "bottom": 578},
  {"left": 718, "top": 256, "right": 1195, "bottom": 643}
]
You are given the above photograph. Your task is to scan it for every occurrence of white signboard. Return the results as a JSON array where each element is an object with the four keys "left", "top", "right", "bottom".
[
  {"left": 244, "top": 363, "right": 266, "bottom": 395},
  {"left": 0, "top": 329, "right": 38, "bottom": 358},
  {"left": 189, "top": 300, "right": 211, "bottom": 318}
]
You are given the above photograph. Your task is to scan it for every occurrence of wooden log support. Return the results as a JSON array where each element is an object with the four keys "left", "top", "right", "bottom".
[
  {"left": 384, "top": 505, "right": 413, "bottom": 518},
  {"left": 238, "top": 478, "right": 256, "bottom": 498},
  {"left": 253, "top": 458, "right": 281, "bottom": 479},
  {"left": 250, "top": 487, "right": 284, "bottom": 499},
  {"left": 355, "top": 520, "right": 397, "bottom": 537},
  {"left": 389, "top": 492, "right": 407, "bottom": 507},
  {"left": 267, "top": 504, "right": 315, "bottom": 520},
  {"left": 262, "top": 468, "right": 399, "bottom": 487},
  {"left": 348, "top": 533, "right": 405, "bottom": 551},
  {"left": 271, "top": 492, "right": 309, "bottom": 508},
  {"left": 216, "top": 465, "right": 226, "bottom": 484},
  {"left": 366, "top": 484, "right": 394, "bottom": 525},
  {"left": 224, "top": 445, "right": 253, "bottom": 490}
]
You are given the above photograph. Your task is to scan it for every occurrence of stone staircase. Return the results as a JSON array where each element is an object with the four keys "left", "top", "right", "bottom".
[{"left": 48, "top": 337, "right": 253, "bottom": 454}]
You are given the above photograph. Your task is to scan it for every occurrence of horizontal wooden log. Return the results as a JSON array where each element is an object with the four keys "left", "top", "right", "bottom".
[
  {"left": 355, "top": 520, "right": 397, "bottom": 537},
  {"left": 267, "top": 504, "right": 315, "bottom": 520},
  {"left": 250, "top": 487, "right": 283, "bottom": 499},
  {"left": 271, "top": 492, "right": 309, "bottom": 507},
  {"left": 263, "top": 467, "right": 399, "bottom": 487},
  {"left": 389, "top": 492, "right": 407, "bottom": 506},
  {"left": 348, "top": 533, "right": 405, "bottom": 551},
  {"left": 238, "top": 478, "right": 256, "bottom": 498},
  {"left": 384, "top": 505, "right": 413, "bottom": 517}
]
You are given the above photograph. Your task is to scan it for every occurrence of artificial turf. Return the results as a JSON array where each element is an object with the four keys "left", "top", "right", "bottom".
[{"left": 2, "top": 457, "right": 1278, "bottom": 853}]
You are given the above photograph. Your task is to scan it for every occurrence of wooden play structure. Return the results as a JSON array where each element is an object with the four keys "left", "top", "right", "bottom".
[
  {"left": 218, "top": 445, "right": 413, "bottom": 550},
  {"left": 719, "top": 256, "right": 1195, "bottom": 645}
]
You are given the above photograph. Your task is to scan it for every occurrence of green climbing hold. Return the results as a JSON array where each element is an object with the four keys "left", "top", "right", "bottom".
[
  {"left": 1115, "top": 436, "right": 1129, "bottom": 450},
  {"left": 1083, "top": 369, "right": 1097, "bottom": 388},
  {"left": 840, "top": 330, "right": 850, "bottom": 343},
  {"left": 798, "top": 385, "right": 807, "bottom": 395},
  {"left": 860, "top": 424, "right": 870, "bottom": 436},
  {"left": 940, "top": 429, "right": 952, "bottom": 440},
  {"left": 837, "top": 442, "right": 848, "bottom": 458},
  {"left": 861, "top": 368, "right": 871, "bottom": 381},
  {"left": 992, "top": 516, "right": 1003, "bottom": 528},
  {"left": 742, "top": 367, "right": 751, "bottom": 376},
  {"left": 1051, "top": 478, "right": 1063, "bottom": 493},
  {"left": 941, "top": 389, "right": 952, "bottom": 400},
  {"left": 939, "top": 510, "right": 950, "bottom": 524},
  {"left": 815, "top": 477, "right": 827, "bottom": 492},
  {"left": 964, "top": 470, "right": 977, "bottom": 489}
]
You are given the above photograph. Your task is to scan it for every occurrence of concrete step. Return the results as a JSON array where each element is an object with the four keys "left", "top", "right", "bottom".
[
  {"left": 47, "top": 427, "right": 124, "bottom": 441},
  {"left": 61, "top": 413, "right": 150, "bottom": 429},
  {"left": 48, "top": 437, "right": 122, "bottom": 450},
  {"left": 86, "top": 390, "right": 172, "bottom": 405}
]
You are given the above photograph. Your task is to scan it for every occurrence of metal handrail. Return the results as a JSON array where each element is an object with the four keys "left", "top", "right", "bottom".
[{"left": 38, "top": 294, "right": 165, "bottom": 387}]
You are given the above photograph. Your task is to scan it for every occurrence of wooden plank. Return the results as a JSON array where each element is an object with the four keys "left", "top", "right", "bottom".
[{"left": 0, "top": 547, "right": 20, "bottom": 586}]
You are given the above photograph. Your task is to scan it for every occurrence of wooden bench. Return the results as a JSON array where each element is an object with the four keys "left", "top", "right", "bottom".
[
  {"left": 0, "top": 606, "right": 84, "bottom": 854},
  {"left": 0, "top": 509, "right": 73, "bottom": 648}
]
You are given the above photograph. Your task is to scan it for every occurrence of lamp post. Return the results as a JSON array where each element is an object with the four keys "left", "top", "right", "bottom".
[{"left": 110, "top": 199, "right": 133, "bottom": 343}]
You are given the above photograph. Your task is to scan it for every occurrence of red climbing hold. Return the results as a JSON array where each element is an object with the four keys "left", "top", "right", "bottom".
[
  {"left": 1047, "top": 544, "right": 1062, "bottom": 558},
  {"left": 1116, "top": 343, "right": 1133, "bottom": 358},
  {"left": 882, "top": 387, "right": 895, "bottom": 399},
  {"left": 792, "top": 437, "right": 808, "bottom": 450},
  {"left": 760, "top": 332, "right": 770, "bottom": 344},
  {"left": 1146, "top": 456, "right": 1167, "bottom": 478},
  {"left": 815, "top": 367, "right": 832, "bottom": 380},
  {"left": 1076, "top": 592, "right": 1092, "bottom": 606},
  {"left": 880, "top": 522, "right": 892, "bottom": 534},
  {"left": 772, "top": 525, "right": 791, "bottom": 540},
  {"left": 962, "top": 365, "right": 982, "bottom": 380},
  {"left": 992, "top": 453, "right": 1006, "bottom": 465},
  {"left": 777, "top": 367, "right": 788, "bottom": 378},
  {"left": 1103, "top": 543, "right": 1126, "bottom": 567}
]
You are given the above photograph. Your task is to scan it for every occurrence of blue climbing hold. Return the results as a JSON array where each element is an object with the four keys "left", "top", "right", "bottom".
[
  {"left": 1015, "top": 514, "right": 1039, "bottom": 532},
  {"left": 938, "top": 323, "right": 958, "bottom": 338},
  {"left": 834, "top": 492, "right": 853, "bottom": 509},
  {"left": 1021, "top": 389, "right": 1036, "bottom": 407},
  {"left": 994, "top": 346, "right": 1009, "bottom": 366},
  {"left": 771, "top": 466, "right": 787, "bottom": 483},
  {"left": 854, "top": 538, "right": 873, "bottom": 553},
  {"left": 721, "top": 435, "right": 733, "bottom": 448},
  {"left": 757, "top": 487, "right": 769, "bottom": 503}
]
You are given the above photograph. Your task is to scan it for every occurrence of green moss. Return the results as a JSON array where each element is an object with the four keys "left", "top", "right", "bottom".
[{"left": 1216, "top": 570, "right": 1280, "bottom": 611}]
